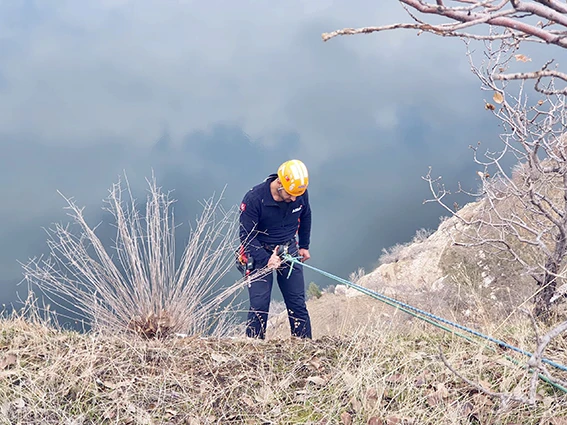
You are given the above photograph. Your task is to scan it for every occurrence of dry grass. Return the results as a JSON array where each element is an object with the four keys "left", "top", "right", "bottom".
[
  {"left": 1, "top": 311, "right": 567, "bottom": 425},
  {"left": 19, "top": 172, "right": 254, "bottom": 339}
]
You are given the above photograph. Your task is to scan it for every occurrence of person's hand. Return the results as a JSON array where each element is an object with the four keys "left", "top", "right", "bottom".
[
  {"left": 267, "top": 246, "right": 282, "bottom": 269},
  {"left": 298, "top": 248, "right": 310, "bottom": 262}
]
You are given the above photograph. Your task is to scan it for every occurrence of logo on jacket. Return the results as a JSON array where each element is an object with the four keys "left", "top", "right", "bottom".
[
  {"left": 292, "top": 205, "right": 303, "bottom": 213},
  {"left": 240, "top": 203, "right": 246, "bottom": 212}
]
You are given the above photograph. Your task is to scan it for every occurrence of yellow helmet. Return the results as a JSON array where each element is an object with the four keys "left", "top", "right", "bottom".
[{"left": 277, "top": 159, "right": 309, "bottom": 196}]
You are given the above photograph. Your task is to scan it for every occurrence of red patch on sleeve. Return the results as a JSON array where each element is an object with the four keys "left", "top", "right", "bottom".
[{"left": 240, "top": 203, "right": 246, "bottom": 212}]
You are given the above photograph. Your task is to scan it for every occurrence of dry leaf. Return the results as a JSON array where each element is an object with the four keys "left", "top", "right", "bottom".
[
  {"left": 493, "top": 92, "right": 504, "bottom": 104},
  {"left": 341, "top": 411, "right": 353, "bottom": 425},
  {"left": 472, "top": 393, "right": 494, "bottom": 406},
  {"left": 435, "top": 382, "right": 449, "bottom": 399},
  {"left": 350, "top": 396, "right": 362, "bottom": 413},
  {"left": 254, "top": 386, "right": 274, "bottom": 403},
  {"left": 241, "top": 395, "right": 255, "bottom": 408},
  {"left": 211, "top": 353, "right": 229, "bottom": 363},
  {"left": 309, "top": 357, "right": 322, "bottom": 370},
  {"left": 11, "top": 398, "right": 25, "bottom": 409},
  {"left": 485, "top": 103, "right": 495, "bottom": 111},
  {"left": 538, "top": 100, "right": 544, "bottom": 106},
  {"left": 386, "top": 416, "right": 401, "bottom": 425},
  {"left": 514, "top": 54, "right": 532, "bottom": 62},
  {"left": 306, "top": 376, "right": 327, "bottom": 386},
  {"left": 427, "top": 391, "right": 442, "bottom": 406},
  {"left": 365, "top": 387, "right": 379, "bottom": 407},
  {"left": 542, "top": 396, "right": 554, "bottom": 409},
  {"left": 385, "top": 373, "right": 404, "bottom": 383},
  {"left": 461, "top": 401, "right": 474, "bottom": 416},
  {"left": 342, "top": 372, "right": 357, "bottom": 388},
  {"left": 426, "top": 384, "right": 449, "bottom": 406},
  {"left": 414, "top": 371, "right": 431, "bottom": 387},
  {"left": 414, "top": 376, "right": 426, "bottom": 387},
  {"left": 368, "top": 417, "right": 383, "bottom": 425},
  {"left": 0, "top": 353, "right": 16, "bottom": 370}
]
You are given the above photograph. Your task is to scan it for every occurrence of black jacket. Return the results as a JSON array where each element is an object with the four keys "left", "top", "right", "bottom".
[{"left": 239, "top": 174, "right": 312, "bottom": 264}]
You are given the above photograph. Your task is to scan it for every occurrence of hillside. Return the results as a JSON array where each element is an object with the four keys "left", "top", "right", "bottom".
[
  {"left": 267, "top": 201, "right": 538, "bottom": 340},
  {"left": 1, "top": 316, "right": 567, "bottom": 425},
  {"left": 3, "top": 199, "right": 567, "bottom": 424}
]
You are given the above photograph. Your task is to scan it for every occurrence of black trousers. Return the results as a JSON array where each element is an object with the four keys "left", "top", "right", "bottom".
[{"left": 245, "top": 243, "right": 312, "bottom": 339}]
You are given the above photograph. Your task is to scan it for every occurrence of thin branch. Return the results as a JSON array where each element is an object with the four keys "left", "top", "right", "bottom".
[
  {"left": 495, "top": 70, "right": 567, "bottom": 83},
  {"left": 438, "top": 346, "right": 533, "bottom": 406},
  {"left": 529, "top": 319, "right": 567, "bottom": 365},
  {"left": 495, "top": 69, "right": 567, "bottom": 95},
  {"left": 322, "top": 23, "right": 533, "bottom": 43}
]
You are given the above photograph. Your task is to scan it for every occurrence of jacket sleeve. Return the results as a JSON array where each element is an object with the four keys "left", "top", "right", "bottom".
[
  {"left": 239, "top": 191, "right": 271, "bottom": 265},
  {"left": 297, "top": 190, "right": 312, "bottom": 250}
]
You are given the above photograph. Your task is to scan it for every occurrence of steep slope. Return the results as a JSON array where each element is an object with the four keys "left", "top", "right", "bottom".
[{"left": 268, "top": 201, "right": 537, "bottom": 339}]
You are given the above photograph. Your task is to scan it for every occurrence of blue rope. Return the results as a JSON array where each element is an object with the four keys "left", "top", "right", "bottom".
[{"left": 283, "top": 254, "right": 567, "bottom": 373}]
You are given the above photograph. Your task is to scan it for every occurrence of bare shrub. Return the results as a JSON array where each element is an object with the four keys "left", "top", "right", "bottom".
[
  {"left": 348, "top": 267, "right": 366, "bottom": 284},
  {"left": 21, "top": 172, "right": 248, "bottom": 339},
  {"left": 378, "top": 228, "right": 434, "bottom": 266},
  {"left": 323, "top": 284, "right": 336, "bottom": 295},
  {"left": 378, "top": 243, "right": 407, "bottom": 265},
  {"left": 412, "top": 228, "right": 433, "bottom": 243}
]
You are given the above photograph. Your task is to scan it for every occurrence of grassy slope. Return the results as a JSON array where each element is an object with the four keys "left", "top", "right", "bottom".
[{"left": 1, "top": 316, "right": 567, "bottom": 425}]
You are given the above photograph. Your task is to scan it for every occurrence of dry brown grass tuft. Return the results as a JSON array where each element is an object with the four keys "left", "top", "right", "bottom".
[
  {"left": 127, "top": 310, "right": 174, "bottom": 340},
  {"left": 1, "top": 313, "right": 566, "bottom": 425},
  {"left": 20, "top": 172, "right": 248, "bottom": 340}
]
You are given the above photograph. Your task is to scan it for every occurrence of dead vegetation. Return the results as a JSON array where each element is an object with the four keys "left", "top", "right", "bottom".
[
  {"left": 20, "top": 172, "right": 250, "bottom": 340},
  {"left": 1, "top": 311, "right": 567, "bottom": 425}
]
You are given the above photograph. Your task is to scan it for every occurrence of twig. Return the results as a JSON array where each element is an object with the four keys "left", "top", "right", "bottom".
[{"left": 438, "top": 346, "right": 533, "bottom": 408}]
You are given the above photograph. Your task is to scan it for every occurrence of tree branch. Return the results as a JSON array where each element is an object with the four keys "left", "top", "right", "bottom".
[
  {"left": 515, "top": 0, "right": 567, "bottom": 28},
  {"left": 322, "top": 1, "right": 567, "bottom": 48},
  {"left": 534, "top": 0, "right": 567, "bottom": 14},
  {"left": 529, "top": 320, "right": 567, "bottom": 365},
  {"left": 322, "top": 23, "right": 533, "bottom": 42},
  {"left": 495, "top": 70, "right": 567, "bottom": 94}
]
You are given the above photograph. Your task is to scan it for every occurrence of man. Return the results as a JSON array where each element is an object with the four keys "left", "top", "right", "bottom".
[{"left": 238, "top": 159, "right": 313, "bottom": 340}]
